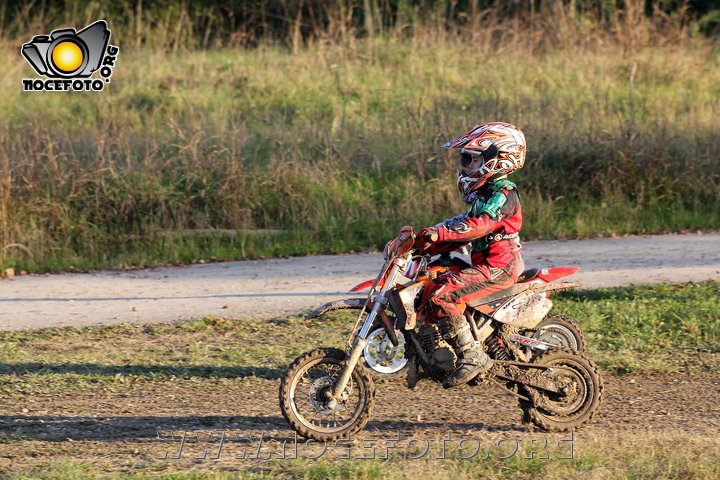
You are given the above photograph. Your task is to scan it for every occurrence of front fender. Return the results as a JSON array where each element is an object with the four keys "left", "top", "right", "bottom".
[{"left": 305, "top": 297, "right": 367, "bottom": 320}]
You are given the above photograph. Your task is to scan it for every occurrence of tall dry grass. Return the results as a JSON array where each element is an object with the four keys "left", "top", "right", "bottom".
[
  {"left": 0, "top": 1, "right": 703, "bottom": 52},
  {"left": 0, "top": 1, "right": 718, "bottom": 271}
]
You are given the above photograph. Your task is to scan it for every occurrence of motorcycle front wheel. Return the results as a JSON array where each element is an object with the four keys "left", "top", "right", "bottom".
[{"left": 279, "top": 348, "right": 375, "bottom": 442}]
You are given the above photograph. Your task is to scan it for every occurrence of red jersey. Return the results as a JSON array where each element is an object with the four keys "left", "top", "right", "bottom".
[{"left": 429, "top": 179, "right": 522, "bottom": 272}]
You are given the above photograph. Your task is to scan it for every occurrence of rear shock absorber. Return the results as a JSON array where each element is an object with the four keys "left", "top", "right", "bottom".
[{"left": 485, "top": 335, "right": 511, "bottom": 361}]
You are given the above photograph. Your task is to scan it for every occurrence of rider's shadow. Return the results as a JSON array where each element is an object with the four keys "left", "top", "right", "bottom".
[{"left": 0, "top": 414, "right": 289, "bottom": 442}]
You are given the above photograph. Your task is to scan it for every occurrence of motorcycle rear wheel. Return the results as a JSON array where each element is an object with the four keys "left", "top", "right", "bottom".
[
  {"left": 520, "top": 347, "right": 603, "bottom": 432},
  {"left": 279, "top": 348, "right": 375, "bottom": 442}
]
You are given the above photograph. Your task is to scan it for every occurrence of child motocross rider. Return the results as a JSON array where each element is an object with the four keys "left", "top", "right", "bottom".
[{"left": 414, "top": 122, "right": 526, "bottom": 388}]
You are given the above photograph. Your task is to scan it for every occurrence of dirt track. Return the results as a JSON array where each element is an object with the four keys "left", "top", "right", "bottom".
[
  {"left": 8, "top": 372, "right": 719, "bottom": 440},
  {"left": 1, "top": 232, "right": 719, "bottom": 330},
  {"left": 2, "top": 371, "right": 718, "bottom": 472}
]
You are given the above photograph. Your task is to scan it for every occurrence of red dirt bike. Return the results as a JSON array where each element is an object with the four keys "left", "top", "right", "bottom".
[
  {"left": 279, "top": 226, "right": 602, "bottom": 441},
  {"left": 310, "top": 247, "right": 586, "bottom": 381}
]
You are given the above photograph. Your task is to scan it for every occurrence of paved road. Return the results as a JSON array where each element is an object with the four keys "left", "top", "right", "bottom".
[{"left": 1, "top": 232, "right": 718, "bottom": 330}]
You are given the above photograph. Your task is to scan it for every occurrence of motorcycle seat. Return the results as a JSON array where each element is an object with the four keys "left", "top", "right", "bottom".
[{"left": 465, "top": 283, "right": 532, "bottom": 307}]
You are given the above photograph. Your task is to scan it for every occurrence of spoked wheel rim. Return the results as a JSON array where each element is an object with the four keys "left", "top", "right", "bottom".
[
  {"left": 363, "top": 328, "right": 407, "bottom": 374},
  {"left": 537, "top": 365, "right": 589, "bottom": 417},
  {"left": 288, "top": 356, "right": 369, "bottom": 434}
]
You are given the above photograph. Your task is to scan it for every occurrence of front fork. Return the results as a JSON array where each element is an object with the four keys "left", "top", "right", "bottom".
[
  {"left": 326, "top": 263, "right": 399, "bottom": 408},
  {"left": 326, "top": 337, "right": 368, "bottom": 409}
]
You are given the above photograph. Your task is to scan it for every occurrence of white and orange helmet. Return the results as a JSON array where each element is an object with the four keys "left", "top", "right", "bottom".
[{"left": 442, "top": 122, "right": 526, "bottom": 202}]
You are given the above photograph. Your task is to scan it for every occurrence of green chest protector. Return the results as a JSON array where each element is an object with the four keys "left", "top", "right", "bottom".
[{"left": 467, "top": 179, "right": 517, "bottom": 253}]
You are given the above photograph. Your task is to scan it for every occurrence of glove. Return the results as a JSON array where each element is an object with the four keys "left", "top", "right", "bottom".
[{"left": 414, "top": 227, "right": 440, "bottom": 251}]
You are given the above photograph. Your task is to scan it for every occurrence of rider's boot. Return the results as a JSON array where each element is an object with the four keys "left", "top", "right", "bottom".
[{"left": 441, "top": 316, "right": 492, "bottom": 389}]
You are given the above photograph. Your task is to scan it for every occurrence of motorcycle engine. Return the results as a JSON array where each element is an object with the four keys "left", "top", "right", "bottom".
[{"left": 418, "top": 323, "right": 457, "bottom": 375}]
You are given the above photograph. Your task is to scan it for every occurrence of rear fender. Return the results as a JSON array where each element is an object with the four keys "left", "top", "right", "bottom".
[
  {"left": 537, "top": 267, "right": 580, "bottom": 282},
  {"left": 519, "top": 267, "right": 580, "bottom": 283}
]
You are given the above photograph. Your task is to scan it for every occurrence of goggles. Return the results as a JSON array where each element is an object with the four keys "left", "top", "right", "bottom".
[{"left": 458, "top": 144, "right": 499, "bottom": 170}]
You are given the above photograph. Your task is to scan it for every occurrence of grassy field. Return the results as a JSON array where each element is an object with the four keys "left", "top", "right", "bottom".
[
  {"left": 1, "top": 16, "right": 719, "bottom": 272},
  {"left": 1, "top": 281, "right": 718, "bottom": 478}
]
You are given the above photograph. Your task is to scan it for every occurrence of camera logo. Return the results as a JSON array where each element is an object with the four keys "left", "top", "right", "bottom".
[{"left": 21, "top": 20, "right": 119, "bottom": 92}]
